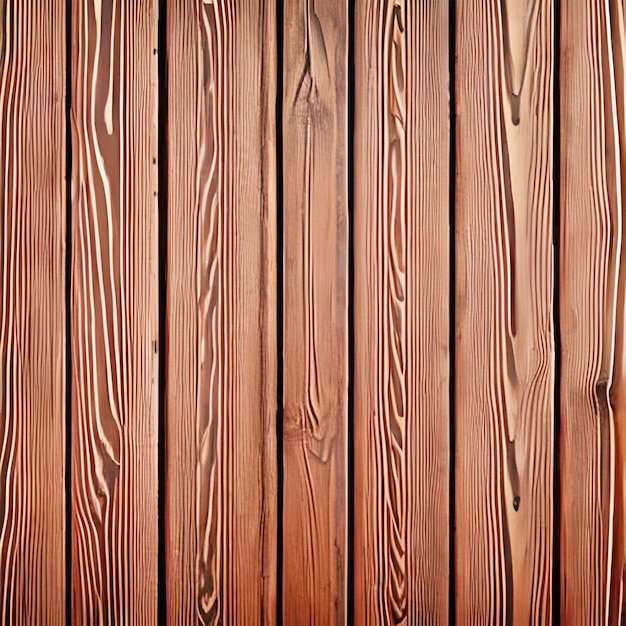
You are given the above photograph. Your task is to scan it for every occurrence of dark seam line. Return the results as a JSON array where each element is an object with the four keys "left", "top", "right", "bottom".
[
  {"left": 552, "top": 0, "right": 562, "bottom": 623},
  {"left": 276, "top": 1, "right": 284, "bottom": 624},
  {"left": 347, "top": 0, "right": 356, "bottom": 623}
]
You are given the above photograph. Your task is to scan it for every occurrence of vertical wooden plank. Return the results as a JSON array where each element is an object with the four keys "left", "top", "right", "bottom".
[
  {"left": 353, "top": 1, "right": 449, "bottom": 623},
  {"left": 0, "top": 1, "right": 66, "bottom": 623},
  {"left": 282, "top": 1, "right": 348, "bottom": 623},
  {"left": 455, "top": 0, "right": 554, "bottom": 622},
  {"left": 560, "top": 2, "right": 626, "bottom": 621},
  {"left": 71, "top": 1, "right": 158, "bottom": 622},
  {"left": 165, "top": 1, "right": 277, "bottom": 624}
]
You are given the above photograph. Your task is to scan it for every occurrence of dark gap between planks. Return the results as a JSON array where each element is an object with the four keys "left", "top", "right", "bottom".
[
  {"left": 347, "top": 0, "right": 356, "bottom": 623},
  {"left": 65, "top": 0, "right": 73, "bottom": 623},
  {"left": 276, "top": 0, "right": 285, "bottom": 623},
  {"left": 552, "top": 0, "right": 562, "bottom": 622}
]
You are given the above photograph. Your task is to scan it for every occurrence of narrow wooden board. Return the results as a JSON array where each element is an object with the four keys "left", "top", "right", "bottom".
[
  {"left": 353, "top": 1, "right": 450, "bottom": 623},
  {"left": 560, "top": 2, "right": 626, "bottom": 621},
  {"left": 165, "top": 1, "right": 278, "bottom": 624},
  {"left": 455, "top": 1, "right": 554, "bottom": 622},
  {"left": 282, "top": 1, "right": 348, "bottom": 623},
  {"left": 0, "top": 2, "right": 66, "bottom": 623},
  {"left": 70, "top": 1, "right": 159, "bottom": 622}
]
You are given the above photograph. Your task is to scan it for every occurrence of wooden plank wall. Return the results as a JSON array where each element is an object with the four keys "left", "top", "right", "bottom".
[{"left": 6, "top": 0, "right": 626, "bottom": 624}]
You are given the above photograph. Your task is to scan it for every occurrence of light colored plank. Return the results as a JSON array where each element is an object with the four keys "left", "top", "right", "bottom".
[
  {"left": 455, "top": 0, "right": 554, "bottom": 621},
  {"left": 560, "top": 1, "right": 626, "bottom": 621},
  {"left": 282, "top": 0, "right": 348, "bottom": 623},
  {"left": 165, "top": 1, "right": 278, "bottom": 624},
  {"left": 353, "top": 1, "right": 450, "bottom": 623},
  {"left": 0, "top": 1, "right": 66, "bottom": 623},
  {"left": 71, "top": 1, "right": 159, "bottom": 622}
]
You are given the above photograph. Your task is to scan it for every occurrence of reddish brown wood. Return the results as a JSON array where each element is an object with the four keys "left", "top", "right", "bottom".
[
  {"left": 71, "top": 1, "right": 159, "bottom": 622},
  {"left": 282, "top": 1, "right": 349, "bottom": 623},
  {"left": 165, "top": 1, "right": 278, "bottom": 624},
  {"left": 353, "top": 1, "right": 450, "bottom": 623},
  {"left": 0, "top": 2, "right": 66, "bottom": 623},
  {"left": 455, "top": 0, "right": 554, "bottom": 621},
  {"left": 560, "top": 1, "right": 626, "bottom": 621}
]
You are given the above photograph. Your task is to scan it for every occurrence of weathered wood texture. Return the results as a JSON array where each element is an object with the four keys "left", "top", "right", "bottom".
[
  {"left": 165, "top": 1, "right": 278, "bottom": 624},
  {"left": 353, "top": 1, "right": 450, "bottom": 624},
  {"left": 560, "top": 2, "right": 626, "bottom": 622},
  {"left": 71, "top": 1, "right": 159, "bottom": 622},
  {"left": 282, "top": 1, "right": 348, "bottom": 623},
  {"left": 0, "top": 1, "right": 66, "bottom": 623},
  {"left": 455, "top": 0, "right": 554, "bottom": 622}
]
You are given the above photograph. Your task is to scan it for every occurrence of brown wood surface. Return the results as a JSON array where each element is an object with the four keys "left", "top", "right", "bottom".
[
  {"left": 0, "top": 1, "right": 66, "bottom": 623},
  {"left": 9, "top": 2, "right": 626, "bottom": 621},
  {"left": 560, "top": 1, "right": 626, "bottom": 622},
  {"left": 353, "top": 1, "right": 450, "bottom": 623},
  {"left": 70, "top": 1, "right": 159, "bottom": 622},
  {"left": 455, "top": 0, "right": 554, "bottom": 622},
  {"left": 165, "top": 1, "right": 278, "bottom": 624},
  {"left": 282, "top": 1, "right": 348, "bottom": 623}
]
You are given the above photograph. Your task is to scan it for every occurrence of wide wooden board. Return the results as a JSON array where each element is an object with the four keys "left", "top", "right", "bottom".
[
  {"left": 71, "top": 1, "right": 159, "bottom": 622},
  {"left": 282, "top": 1, "right": 348, "bottom": 623},
  {"left": 353, "top": 1, "right": 450, "bottom": 623},
  {"left": 165, "top": 1, "right": 278, "bottom": 624},
  {"left": 0, "top": 1, "right": 66, "bottom": 623},
  {"left": 560, "top": 1, "right": 626, "bottom": 621},
  {"left": 455, "top": 1, "right": 554, "bottom": 622}
]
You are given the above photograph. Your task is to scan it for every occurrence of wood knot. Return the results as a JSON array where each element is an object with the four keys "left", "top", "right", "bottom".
[{"left": 513, "top": 495, "right": 520, "bottom": 511}]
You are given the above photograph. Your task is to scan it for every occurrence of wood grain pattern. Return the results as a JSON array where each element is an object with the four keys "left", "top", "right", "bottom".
[
  {"left": 0, "top": 1, "right": 66, "bottom": 623},
  {"left": 353, "top": 1, "right": 450, "bottom": 623},
  {"left": 282, "top": 1, "right": 348, "bottom": 623},
  {"left": 455, "top": 0, "right": 554, "bottom": 622},
  {"left": 560, "top": 1, "right": 626, "bottom": 622},
  {"left": 165, "top": 1, "right": 277, "bottom": 624},
  {"left": 71, "top": 1, "right": 159, "bottom": 622}
]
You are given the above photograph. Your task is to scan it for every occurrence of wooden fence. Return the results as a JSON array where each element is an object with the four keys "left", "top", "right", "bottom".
[{"left": 0, "top": 0, "right": 623, "bottom": 624}]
